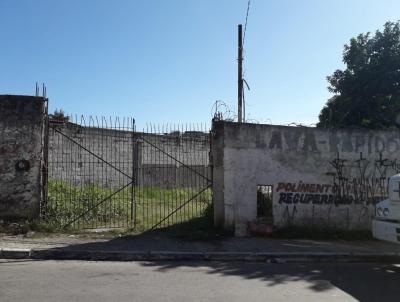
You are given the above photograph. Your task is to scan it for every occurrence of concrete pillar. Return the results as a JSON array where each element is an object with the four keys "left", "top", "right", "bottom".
[
  {"left": 211, "top": 121, "right": 227, "bottom": 229},
  {"left": 0, "top": 95, "right": 47, "bottom": 220}
]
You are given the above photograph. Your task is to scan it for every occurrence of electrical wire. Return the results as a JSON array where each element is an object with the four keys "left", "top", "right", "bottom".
[
  {"left": 243, "top": 0, "right": 251, "bottom": 46},
  {"left": 242, "top": 0, "right": 251, "bottom": 121}
]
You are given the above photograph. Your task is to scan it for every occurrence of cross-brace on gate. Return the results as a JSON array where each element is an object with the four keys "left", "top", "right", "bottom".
[{"left": 42, "top": 116, "right": 212, "bottom": 231}]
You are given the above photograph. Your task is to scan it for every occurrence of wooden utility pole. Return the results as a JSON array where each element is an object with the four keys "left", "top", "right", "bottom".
[{"left": 238, "top": 24, "right": 243, "bottom": 123}]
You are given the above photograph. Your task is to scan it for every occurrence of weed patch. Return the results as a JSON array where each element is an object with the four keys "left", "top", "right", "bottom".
[{"left": 41, "top": 179, "right": 212, "bottom": 232}]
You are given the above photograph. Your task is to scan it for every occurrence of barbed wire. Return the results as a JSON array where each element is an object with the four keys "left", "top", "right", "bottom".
[
  {"left": 211, "top": 101, "right": 317, "bottom": 127},
  {"left": 211, "top": 100, "right": 237, "bottom": 122},
  {"left": 285, "top": 122, "right": 317, "bottom": 127}
]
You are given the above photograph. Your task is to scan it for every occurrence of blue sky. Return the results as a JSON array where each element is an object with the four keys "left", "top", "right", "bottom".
[{"left": 1, "top": 0, "right": 400, "bottom": 129}]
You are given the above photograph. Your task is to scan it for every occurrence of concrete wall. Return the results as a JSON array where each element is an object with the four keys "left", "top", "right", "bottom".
[
  {"left": 48, "top": 122, "right": 210, "bottom": 189},
  {"left": 211, "top": 121, "right": 400, "bottom": 236},
  {"left": 0, "top": 95, "right": 46, "bottom": 219},
  {"left": 48, "top": 123, "right": 136, "bottom": 188}
]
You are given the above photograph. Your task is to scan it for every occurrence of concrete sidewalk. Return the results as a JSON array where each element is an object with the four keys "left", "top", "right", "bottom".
[{"left": 2, "top": 232, "right": 400, "bottom": 262}]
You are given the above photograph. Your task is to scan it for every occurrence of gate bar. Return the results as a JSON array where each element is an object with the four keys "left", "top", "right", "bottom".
[
  {"left": 140, "top": 135, "right": 212, "bottom": 183},
  {"left": 63, "top": 180, "right": 134, "bottom": 229},
  {"left": 51, "top": 126, "right": 133, "bottom": 180},
  {"left": 150, "top": 184, "right": 212, "bottom": 230}
]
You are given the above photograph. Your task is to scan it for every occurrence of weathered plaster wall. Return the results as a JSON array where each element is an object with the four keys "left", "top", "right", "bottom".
[
  {"left": 48, "top": 123, "right": 210, "bottom": 189},
  {"left": 0, "top": 95, "right": 46, "bottom": 219},
  {"left": 212, "top": 121, "right": 400, "bottom": 236}
]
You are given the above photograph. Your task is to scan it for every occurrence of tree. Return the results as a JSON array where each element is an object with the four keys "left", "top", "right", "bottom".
[
  {"left": 49, "top": 109, "right": 69, "bottom": 122},
  {"left": 317, "top": 21, "right": 400, "bottom": 129}
]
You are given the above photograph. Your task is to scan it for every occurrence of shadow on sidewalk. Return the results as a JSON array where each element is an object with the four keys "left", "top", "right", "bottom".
[
  {"left": 31, "top": 217, "right": 400, "bottom": 302},
  {"left": 49, "top": 217, "right": 400, "bottom": 254}
]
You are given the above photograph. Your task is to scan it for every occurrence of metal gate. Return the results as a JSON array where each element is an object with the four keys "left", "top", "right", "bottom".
[
  {"left": 41, "top": 115, "right": 212, "bottom": 231},
  {"left": 135, "top": 124, "right": 212, "bottom": 231}
]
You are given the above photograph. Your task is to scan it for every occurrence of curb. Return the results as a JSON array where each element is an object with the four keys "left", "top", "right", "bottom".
[
  {"left": 1, "top": 248, "right": 31, "bottom": 259},
  {"left": 2, "top": 248, "right": 400, "bottom": 263}
]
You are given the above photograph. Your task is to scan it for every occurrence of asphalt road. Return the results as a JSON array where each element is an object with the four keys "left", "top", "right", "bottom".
[{"left": 1, "top": 260, "right": 400, "bottom": 302}]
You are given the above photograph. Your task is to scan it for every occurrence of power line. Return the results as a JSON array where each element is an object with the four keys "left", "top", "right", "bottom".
[
  {"left": 238, "top": 0, "right": 251, "bottom": 123},
  {"left": 243, "top": 0, "right": 251, "bottom": 46},
  {"left": 243, "top": 0, "right": 251, "bottom": 122}
]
